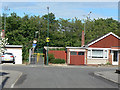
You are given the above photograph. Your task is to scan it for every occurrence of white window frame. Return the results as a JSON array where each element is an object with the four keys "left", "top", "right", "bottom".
[{"left": 87, "top": 48, "right": 109, "bottom": 59}]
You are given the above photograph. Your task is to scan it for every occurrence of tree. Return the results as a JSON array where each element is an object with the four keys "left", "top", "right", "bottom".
[{"left": 2, "top": 12, "right": 119, "bottom": 62}]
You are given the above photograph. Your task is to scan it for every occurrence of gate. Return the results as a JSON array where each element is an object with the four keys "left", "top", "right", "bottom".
[{"left": 29, "top": 48, "right": 45, "bottom": 65}]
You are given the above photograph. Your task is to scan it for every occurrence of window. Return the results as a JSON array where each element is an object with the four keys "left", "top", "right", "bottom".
[
  {"left": 92, "top": 50, "right": 103, "bottom": 58},
  {"left": 70, "top": 52, "right": 77, "bottom": 55},
  {"left": 87, "top": 50, "right": 91, "bottom": 58},
  {"left": 4, "top": 53, "right": 13, "bottom": 55},
  {"left": 87, "top": 49, "right": 108, "bottom": 59},
  {"left": 104, "top": 50, "right": 108, "bottom": 58},
  {"left": 78, "top": 52, "right": 84, "bottom": 55}
]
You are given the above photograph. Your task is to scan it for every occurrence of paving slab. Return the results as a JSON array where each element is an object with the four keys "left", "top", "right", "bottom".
[
  {"left": 0, "top": 70, "right": 22, "bottom": 88},
  {"left": 94, "top": 70, "right": 119, "bottom": 84}
]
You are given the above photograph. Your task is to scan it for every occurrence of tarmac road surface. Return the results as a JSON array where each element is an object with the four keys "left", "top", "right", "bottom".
[{"left": 1, "top": 65, "right": 119, "bottom": 88}]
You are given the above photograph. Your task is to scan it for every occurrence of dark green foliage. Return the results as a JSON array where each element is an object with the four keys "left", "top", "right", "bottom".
[
  {"left": 50, "top": 59, "right": 65, "bottom": 64},
  {"left": 49, "top": 48, "right": 65, "bottom": 51},
  {"left": 106, "top": 62, "right": 112, "bottom": 65},
  {"left": 48, "top": 53, "right": 55, "bottom": 62},
  {"left": 2, "top": 12, "right": 119, "bottom": 62}
]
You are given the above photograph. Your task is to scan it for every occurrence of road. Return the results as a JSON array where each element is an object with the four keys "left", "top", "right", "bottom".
[{"left": 1, "top": 65, "right": 119, "bottom": 88}]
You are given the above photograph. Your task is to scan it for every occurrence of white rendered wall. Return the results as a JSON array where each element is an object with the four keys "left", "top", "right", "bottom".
[
  {"left": 87, "top": 59, "right": 108, "bottom": 64},
  {"left": 5, "top": 48, "right": 22, "bottom": 64}
]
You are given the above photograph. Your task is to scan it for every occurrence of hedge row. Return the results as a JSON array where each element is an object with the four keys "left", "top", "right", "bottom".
[{"left": 48, "top": 54, "right": 65, "bottom": 64}]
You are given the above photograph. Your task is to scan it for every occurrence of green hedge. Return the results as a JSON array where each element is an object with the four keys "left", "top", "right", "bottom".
[
  {"left": 48, "top": 53, "right": 66, "bottom": 64},
  {"left": 49, "top": 48, "right": 65, "bottom": 51},
  {"left": 50, "top": 59, "right": 65, "bottom": 64},
  {"left": 48, "top": 53, "right": 55, "bottom": 62}
]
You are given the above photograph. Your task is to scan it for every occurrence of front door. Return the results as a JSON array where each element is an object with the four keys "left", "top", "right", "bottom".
[{"left": 112, "top": 51, "right": 119, "bottom": 65}]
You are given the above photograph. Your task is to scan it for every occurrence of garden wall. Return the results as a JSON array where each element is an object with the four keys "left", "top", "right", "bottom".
[{"left": 48, "top": 50, "right": 67, "bottom": 61}]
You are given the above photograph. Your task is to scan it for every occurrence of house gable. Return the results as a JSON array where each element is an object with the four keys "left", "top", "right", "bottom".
[{"left": 87, "top": 32, "right": 120, "bottom": 48}]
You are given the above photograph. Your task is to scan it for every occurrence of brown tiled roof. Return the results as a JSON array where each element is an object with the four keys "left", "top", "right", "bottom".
[{"left": 86, "top": 33, "right": 107, "bottom": 45}]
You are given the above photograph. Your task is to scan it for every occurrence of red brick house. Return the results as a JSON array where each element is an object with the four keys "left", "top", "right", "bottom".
[
  {"left": 66, "top": 32, "right": 120, "bottom": 65},
  {"left": 44, "top": 32, "right": 120, "bottom": 65},
  {"left": 86, "top": 32, "right": 120, "bottom": 65}
]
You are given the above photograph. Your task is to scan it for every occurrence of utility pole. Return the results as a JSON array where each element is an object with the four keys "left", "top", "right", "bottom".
[
  {"left": 0, "top": 10, "right": 2, "bottom": 63},
  {"left": 0, "top": 6, "right": 10, "bottom": 57},
  {"left": 33, "top": 31, "right": 38, "bottom": 53},
  {"left": 46, "top": 6, "right": 49, "bottom": 65},
  {"left": 83, "top": 11, "right": 92, "bottom": 35},
  {"left": 4, "top": 6, "right": 10, "bottom": 35}
]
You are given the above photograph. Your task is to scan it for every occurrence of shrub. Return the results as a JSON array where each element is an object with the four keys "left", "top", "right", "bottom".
[
  {"left": 106, "top": 62, "right": 112, "bottom": 65},
  {"left": 48, "top": 53, "right": 55, "bottom": 62},
  {"left": 49, "top": 48, "right": 65, "bottom": 51},
  {"left": 50, "top": 59, "right": 65, "bottom": 64}
]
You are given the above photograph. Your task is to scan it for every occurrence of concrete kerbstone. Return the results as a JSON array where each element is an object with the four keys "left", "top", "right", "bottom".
[{"left": 94, "top": 70, "right": 119, "bottom": 84}]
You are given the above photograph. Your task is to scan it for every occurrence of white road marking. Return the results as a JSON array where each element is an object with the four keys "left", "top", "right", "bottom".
[{"left": 11, "top": 72, "right": 23, "bottom": 88}]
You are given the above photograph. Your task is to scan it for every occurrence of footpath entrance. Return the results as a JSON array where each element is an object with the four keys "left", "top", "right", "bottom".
[{"left": 29, "top": 48, "right": 45, "bottom": 65}]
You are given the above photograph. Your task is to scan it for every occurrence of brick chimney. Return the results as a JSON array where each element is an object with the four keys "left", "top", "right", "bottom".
[
  {"left": 81, "top": 30, "right": 84, "bottom": 47},
  {"left": 1, "top": 30, "right": 5, "bottom": 39}
]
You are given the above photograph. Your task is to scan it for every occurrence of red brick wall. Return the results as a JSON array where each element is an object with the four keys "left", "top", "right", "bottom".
[
  {"left": 89, "top": 35, "right": 120, "bottom": 48},
  {"left": 48, "top": 50, "right": 67, "bottom": 61},
  {"left": 108, "top": 50, "right": 112, "bottom": 64}
]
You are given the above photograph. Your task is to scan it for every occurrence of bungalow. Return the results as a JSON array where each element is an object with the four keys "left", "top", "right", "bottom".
[
  {"left": 66, "top": 32, "right": 120, "bottom": 65},
  {"left": 86, "top": 32, "right": 120, "bottom": 65}
]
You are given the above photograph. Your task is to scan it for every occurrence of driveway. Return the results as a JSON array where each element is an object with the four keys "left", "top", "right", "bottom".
[{"left": 1, "top": 65, "right": 119, "bottom": 88}]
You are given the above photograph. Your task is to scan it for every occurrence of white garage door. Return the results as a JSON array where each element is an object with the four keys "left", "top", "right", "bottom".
[{"left": 5, "top": 48, "right": 22, "bottom": 64}]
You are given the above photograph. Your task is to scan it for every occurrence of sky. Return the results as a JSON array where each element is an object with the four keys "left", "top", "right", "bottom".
[{"left": 1, "top": 1, "right": 119, "bottom": 21}]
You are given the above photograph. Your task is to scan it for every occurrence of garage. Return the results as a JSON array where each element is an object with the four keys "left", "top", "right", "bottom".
[
  {"left": 66, "top": 47, "right": 86, "bottom": 65},
  {"left": 70, "top": 51, "right": 85, "bottom": 65},
  {"left": 4, "top": 45, "right": 23, "bottom": 64}
]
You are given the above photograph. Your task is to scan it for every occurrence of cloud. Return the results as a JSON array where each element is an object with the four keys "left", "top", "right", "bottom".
[
  {"left": 0, "top": 3, "right": 2, "bottom": 14},
  {"left": 1, "top": 0, "right": 120, "bottom": 2},
  {"left": 2, "top": 2, "right": 118, "bottom": 11},
  {"left": 1, "top": 2, "right": 118, "bottom": 20}
]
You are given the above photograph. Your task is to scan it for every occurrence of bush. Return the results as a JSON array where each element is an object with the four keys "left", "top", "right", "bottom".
[
  {"left": 106, "top": 62, "right": 112, "bottom": 65},
  {"left": 49, "top": 48, "right": 65, "bottom": 51},
  {"left": 50, "top": 59, "right": 65, "bottom": 64},
  {"left": 48, "top": 54, "right": 55, "bottom": 62}
]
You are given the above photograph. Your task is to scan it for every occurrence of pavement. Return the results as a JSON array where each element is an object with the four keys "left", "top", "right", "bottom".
[
  {"left": 0, "top": 69, "right": 22, "bottom": 89},
  {"left": 94, "top": 70, "right": 119, "bottom": 84}
]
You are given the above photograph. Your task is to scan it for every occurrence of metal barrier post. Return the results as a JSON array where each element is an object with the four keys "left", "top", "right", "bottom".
[{"left": 37, "top": 53, "right": 40, "bottom": 63}]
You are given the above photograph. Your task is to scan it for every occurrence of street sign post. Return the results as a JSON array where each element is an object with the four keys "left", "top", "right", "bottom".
[
  {"left": 46, "top": 37, "right": 50, "bottom": 42},
  {"left": 32, "top": 44, "right": 37, "bottom": 48}
]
